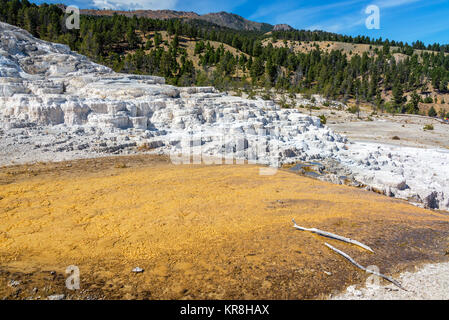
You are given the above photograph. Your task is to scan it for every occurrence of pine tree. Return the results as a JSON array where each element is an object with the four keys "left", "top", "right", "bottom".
[
  {"left": 408, "top": 91, "right": 421, "bottom": 114},
  {"left": 392, "top": 80, "right": 405, "bottom": 110},
  {"left": 250, "top": 56, "right": 264, "bottom": 80},
  {"left": 154, "top": 32, "right": 162, "bottom": 47},
  {"left": 375, "top": 90, "right": 384, "bottom": 113},
  {"left": 265, "top": 57, "right": 277, "bottom": 84},
  {"left": 428, "top": 106, "right": 437, "bottom": 117},
  {"left": 126, "top": 26, "right": 140, "bottom": 50}
]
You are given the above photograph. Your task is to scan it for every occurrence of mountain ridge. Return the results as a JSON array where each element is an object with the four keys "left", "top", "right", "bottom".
[{"left": 78, "top": 8, "right": 288, "bottom": 32}]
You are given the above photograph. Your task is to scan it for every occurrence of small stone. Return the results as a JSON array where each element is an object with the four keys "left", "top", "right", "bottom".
[
  {"left": 424, "top": 191, "right": 439, "bottom": 209},
  {"left": 8, "top": 280, "right": 20, "bottom": 287},
  {"left": 47, "top": 294, "right": 65, "bottom": 300},
  {"left": 132, "top": 267, "right": 144, "bottom": 273}
]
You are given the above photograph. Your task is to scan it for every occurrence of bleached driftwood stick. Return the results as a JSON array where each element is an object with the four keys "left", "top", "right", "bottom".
[
  {"left": 324, "top": 243, "right": 407, "bottom": 291},
  {"left": 292, "top": 219, "right": 374, "bottom": 253}
]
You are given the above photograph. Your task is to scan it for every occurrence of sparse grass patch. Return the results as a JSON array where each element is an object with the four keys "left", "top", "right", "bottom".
[
  {"left": 261, "top": 93, "right": 272, "bottom": 100},
  {"left": 423, "top": 124, "right": 434, "bottom": 131},
  {"left": 137, "top": 143, "right": 155, "bottom": 152},
  {"left": 281, "top": 163, "right": 297, "bottom": 169},
  {"left": 302, "top": 166, "right": 314, "bottom": 172},
  {"left": 347, "top": 106, "right": 360, "bottom": 114}
]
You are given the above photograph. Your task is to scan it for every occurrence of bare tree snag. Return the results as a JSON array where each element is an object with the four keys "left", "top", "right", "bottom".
[
  {"left": 292, "top": 219, "right": 374, "bottom": 253},
  {"left": 324, "top": 242, "right": 407, "bottom": 291}
]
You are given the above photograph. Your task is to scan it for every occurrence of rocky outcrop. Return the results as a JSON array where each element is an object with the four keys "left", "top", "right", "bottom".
[{"left": 273, "top": 24, "right": 294, "bottom": 31}]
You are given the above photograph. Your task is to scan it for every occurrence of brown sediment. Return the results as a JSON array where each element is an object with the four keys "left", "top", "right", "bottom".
[{"left": 0, "top": 155, "right": 448, "bottom": 300}]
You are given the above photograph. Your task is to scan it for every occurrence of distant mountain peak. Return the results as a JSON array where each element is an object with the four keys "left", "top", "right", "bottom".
[
  {"left": 273, "top": 24, "right": 294, "bottom": 31},
  {"left": 79, "top": 8, "right": 274, "bottom": 32},
  {"left": 200, "top": 11, "right": 273, "bottom": 32}
]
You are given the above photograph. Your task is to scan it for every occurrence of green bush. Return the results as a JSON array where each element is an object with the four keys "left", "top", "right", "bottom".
[
  {"left": 428, "top": 106, "right": 437, "bottom": 117},
  {"left": 319, "top": 114, "right": 327, "bottom": 125},
  {"left": 424, "top": 96, "right": 434, "bottom": 104},
  {"left": 423, "top": 124, "right": 434, "bottom": 130},
  {"left": 348, "top": 106, "right": 360, "bottom": 114}
]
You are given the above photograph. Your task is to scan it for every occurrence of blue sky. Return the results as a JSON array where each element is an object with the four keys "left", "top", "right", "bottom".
[{"left": 32, "top": 0, "right": 449, "bottom": 45}]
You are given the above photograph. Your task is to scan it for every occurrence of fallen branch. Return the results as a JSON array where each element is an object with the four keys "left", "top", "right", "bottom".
[
  {"left": 292, "top": 219, "right": 374, "bottom": 253},
  {"left": 324, "top": 242, "right": 407, "bottom": 291}
]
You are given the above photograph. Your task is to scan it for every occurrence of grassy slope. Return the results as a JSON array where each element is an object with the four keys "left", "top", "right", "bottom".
[
  {"left": 262, "top": 38, "right": 449, "bottom": 114},
  {"left": 124, "top": 28, "right": 449, "bottom": 114}
]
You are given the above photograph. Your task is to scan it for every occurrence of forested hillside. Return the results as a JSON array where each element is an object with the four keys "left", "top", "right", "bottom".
[{"left": 1, "top": 0, "right": 449, "bottom": 117}]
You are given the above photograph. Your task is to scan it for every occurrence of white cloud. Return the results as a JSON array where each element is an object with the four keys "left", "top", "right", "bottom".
[
  {"left": 91, "top": 0, "right": 178, "bottom": 10},
  {"left": 375, "top": 0, "right": 422, "bottom": 9},
  {"left": 306, "top": 15, "right": 365, "bottom": 33},
  {"left": 267, "top": 0, "right": 366, "bottom": 26},
  {"left": 252, "top": 0, "right": 426, "bottom": 30}
]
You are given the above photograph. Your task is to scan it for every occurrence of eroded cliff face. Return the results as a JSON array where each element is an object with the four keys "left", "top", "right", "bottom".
[{"left": 1, "top": 22, "right": 448, "bottom": 211}]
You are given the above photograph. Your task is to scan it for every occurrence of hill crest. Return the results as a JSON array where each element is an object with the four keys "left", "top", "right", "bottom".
[{"left": 78, "top": 8, "right": 275, "bottom": 32}]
